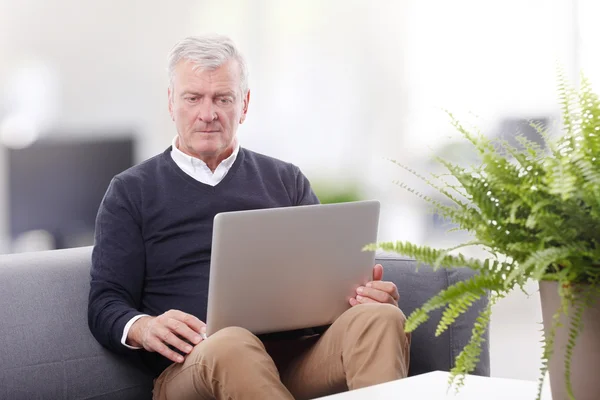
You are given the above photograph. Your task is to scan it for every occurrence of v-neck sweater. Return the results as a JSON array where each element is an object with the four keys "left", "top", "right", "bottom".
[{"left": 88, "top": 146, "right": 319, "bottom": 375}]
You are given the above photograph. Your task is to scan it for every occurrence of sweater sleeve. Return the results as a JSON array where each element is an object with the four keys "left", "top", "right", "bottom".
[
  {"left": 88, "top": 176, "right": 147, "bottom": 355},
  {"left": 294, "top": 166, "right": 320, "bottom": 206}
]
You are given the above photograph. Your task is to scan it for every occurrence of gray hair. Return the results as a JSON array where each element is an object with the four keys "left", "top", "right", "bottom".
[{"left": 167, "top": 34, "right": 249, "bottom": 95}]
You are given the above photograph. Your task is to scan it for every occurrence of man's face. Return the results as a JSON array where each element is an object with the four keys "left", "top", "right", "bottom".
[{"left": 168, "top": 59, "right": 249, "bottom": 163}]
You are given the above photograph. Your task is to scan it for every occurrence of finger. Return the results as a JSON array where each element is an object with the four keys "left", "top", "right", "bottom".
[
  {"left": 349, "top": 297, "right": 360, "bottom": 307},
  {"left": 156, "top": 325, "right": 198, "bottom": 355},
  {"left": 372, "top": 264, "right": 384, "bottom": 281},
  {"left": 166, "top": 317, "right": 203, "bottom": 346},
  {"left": 147, "top": 336, "right": 186, "bottom": 364},
  {"left": 357, "top": 286, "right": 394, "bottom": 304},
  {"left": 366, "top": 281, "right": 400, "bottom": 300},
  {"left": 166, "top": 310, "right": 205, "bottom": 334},
  {"left": 355, "top": 294, "right": 379, "bottom": 304}
]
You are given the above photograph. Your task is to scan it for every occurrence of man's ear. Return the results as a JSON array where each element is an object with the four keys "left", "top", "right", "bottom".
[
  {"left": 168, "top": 87, "right": 174, "bottom": 121},
  {"left": 240, "top": 89, "right": 250, "bottom": 123}
]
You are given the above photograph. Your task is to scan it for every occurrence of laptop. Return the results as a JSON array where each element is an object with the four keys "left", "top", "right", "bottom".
[{"left": 205, "top": 200, "right": 380, "bottom": 336}]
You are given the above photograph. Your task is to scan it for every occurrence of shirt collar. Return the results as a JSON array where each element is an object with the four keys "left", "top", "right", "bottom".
[{"left": 171, "top": 135, "right": 240, "bottom": 173}]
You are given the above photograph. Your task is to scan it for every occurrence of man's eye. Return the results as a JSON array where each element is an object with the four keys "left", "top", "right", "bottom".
[
  {"left": 187, "top": 97, "right": 198, "bottom": 102},
  {"left": 218, "top": 98, "right": 232, "bottom": 105}
]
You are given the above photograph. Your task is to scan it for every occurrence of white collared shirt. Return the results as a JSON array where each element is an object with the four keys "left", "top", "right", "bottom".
[
  {"left": 120, "top": 135, "right": 240, "bottom": 349},
  {"left": 170, "top": 135, "right": 240, "bottom": 185}
]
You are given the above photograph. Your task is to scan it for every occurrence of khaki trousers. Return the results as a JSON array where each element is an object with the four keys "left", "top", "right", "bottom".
[{"left": 152, "top": 303, "right": 411, "bottom": 400}]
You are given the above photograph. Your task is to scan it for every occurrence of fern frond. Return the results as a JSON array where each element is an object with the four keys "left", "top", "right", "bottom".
[
  {"left": 545, "top": 159, "right": 579, "bottom": 200},
  {"left": 436, "top": 291, "right": 481, "bottom": 336},
  {"left": 504, "top": 246, "right": 574, "bottom": 287},
  {"left": 556, "top": 66, "right": 577, "bottom": 141},
  {"left": 431, "top": 241, "right": 487, "bottom": 269},
  {"left": 445, "top": 110, "right": 495, "bottom": 155},
  {"left": 366, "top": 241, "right": 486, "bottom": 271},
  {"left": 389, "top": 159, "right": 470, "bottom": 208},
  {"left": 393, "top": 182, "right": 484, "bottom": 231},
  {"left": 571, "top": 152, "right": 600, "bottom": 188},
  {"left": 536, "top": 290, "right": 564, "bottom": 400},
  {"left": 448, "top": 294, "right": 496, "bottom": 390},
  {"left": 404, "top": 273, "right": 502, "bottom": 332},
  {"left": 563, "top": 295, "right": 585, "bottom": 400},
  {"left": 518, "top": 124, "right": 547, "bottom": 158}
]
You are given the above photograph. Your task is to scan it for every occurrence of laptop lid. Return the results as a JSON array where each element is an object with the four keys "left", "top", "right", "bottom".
[{"left": 206, "top": 200, "right": 380, "bottom": 336}]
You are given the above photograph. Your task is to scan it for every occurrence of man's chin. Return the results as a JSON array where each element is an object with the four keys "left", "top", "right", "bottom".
[{"left": 193, "top": 145, "right": 227, "bottom": 158}]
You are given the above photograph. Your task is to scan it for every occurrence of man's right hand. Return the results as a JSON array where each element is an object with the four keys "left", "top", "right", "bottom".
[{"left": 127, "top": 310, "right": 206, "bottom": 363}]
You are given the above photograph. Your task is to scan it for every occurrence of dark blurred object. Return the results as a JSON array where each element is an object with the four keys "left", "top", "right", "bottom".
[{"left": 7, "top": 137, "right": 134, "bottom": 250}]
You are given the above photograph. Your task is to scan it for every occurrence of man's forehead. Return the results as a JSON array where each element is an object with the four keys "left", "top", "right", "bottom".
[
  {"left": 173, "top": 60, "right": 241, "bottom": 93},
  {"left": 176, "top": 59, "right": 240, "bottom": 80}
]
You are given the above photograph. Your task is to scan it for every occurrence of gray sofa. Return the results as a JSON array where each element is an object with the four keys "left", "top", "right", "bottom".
[{"left": 0, "top": 246, "right": 489, "bottom": 400}]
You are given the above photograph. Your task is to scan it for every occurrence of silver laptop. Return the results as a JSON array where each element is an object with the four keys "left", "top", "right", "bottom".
[{"left": 205, "top": 200, "right": 380, "bottom": 336}]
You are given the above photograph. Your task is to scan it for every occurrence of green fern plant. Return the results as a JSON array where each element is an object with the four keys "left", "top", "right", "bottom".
[{"left": 366, "top": 73, "right": 600, "bottom": 399}]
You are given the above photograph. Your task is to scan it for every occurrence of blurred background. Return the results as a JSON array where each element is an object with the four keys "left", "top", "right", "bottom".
[{"left": 1, "top": 0, "right": 598, "bottom": 384}]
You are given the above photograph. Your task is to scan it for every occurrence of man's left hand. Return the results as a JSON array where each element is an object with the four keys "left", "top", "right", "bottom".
[{"left": 349, "top": 264, "right": 399, "bottom": 308}]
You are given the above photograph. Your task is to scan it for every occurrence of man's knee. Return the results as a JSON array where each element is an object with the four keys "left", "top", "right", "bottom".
[
  {"left": 189, "top": 326, "right": 265, "bottom": 366},
  {"left": 162, "top": 327, "right": 287, "bottom": 399},
  {"left": 344, "top": 303, "right": 407, "bottom": 327},
  {"left": 340, "top": 303, "right": 410, "bottom": 343}
]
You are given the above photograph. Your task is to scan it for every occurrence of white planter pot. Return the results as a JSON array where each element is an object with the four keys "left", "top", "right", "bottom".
[{"left": 539, "top": 280, "right": 600, "bottom": 400}]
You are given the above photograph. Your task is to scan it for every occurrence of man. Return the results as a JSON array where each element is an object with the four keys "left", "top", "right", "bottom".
[{"left": 88, "top": 34, "right": 410, "bottom": 400}]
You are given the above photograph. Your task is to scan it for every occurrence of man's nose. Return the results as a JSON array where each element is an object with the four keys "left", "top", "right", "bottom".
[{"left": 198, "top": 100, "right": 217, "bottom": 122}]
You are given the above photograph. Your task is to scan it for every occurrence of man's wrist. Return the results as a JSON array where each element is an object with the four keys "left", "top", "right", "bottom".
[{"left": 125, "top": 315, "right": 152, "bottom": 348}]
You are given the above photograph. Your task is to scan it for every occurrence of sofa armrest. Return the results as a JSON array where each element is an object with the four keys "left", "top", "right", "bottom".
[
  {"left": 375, "top": 252, "right": 490, "bottom": 377},
  {"left": 0, "top": 247, "right": 155, "bottom": 400}
]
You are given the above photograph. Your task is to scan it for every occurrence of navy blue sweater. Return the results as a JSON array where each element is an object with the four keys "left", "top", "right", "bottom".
[{"left": 88, "top": 146, "right": 319, "bottom": 375}]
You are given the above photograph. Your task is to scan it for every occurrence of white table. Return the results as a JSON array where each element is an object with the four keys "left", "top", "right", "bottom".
[{"left": 314, "top": 371, "right": 553, "bottom": 400}]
